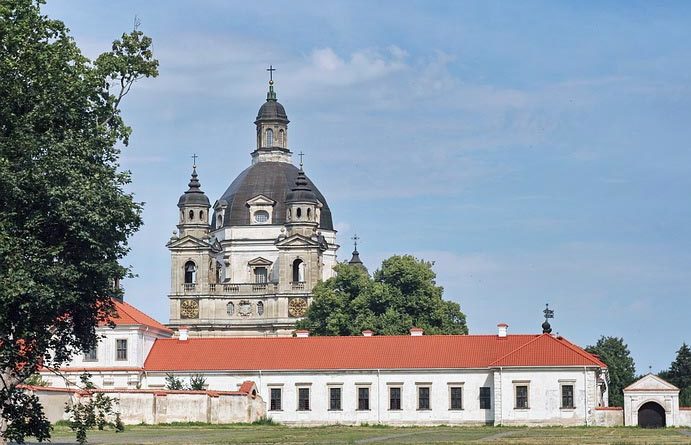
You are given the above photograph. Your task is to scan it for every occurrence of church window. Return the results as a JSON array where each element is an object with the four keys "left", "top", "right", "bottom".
[
  {"left": 254, "top": 267, "right": 268, "bottom": 284},
  {"left": 449, "top": 386, "right": 463, "bottom": 410},
  {"left": 515, "top": 384, "right": 529, "bottom": 409},
  {"left": 269, "top": 387, "right": 282, "bottom": 411},
  {"left": 278, "top": 129, "right": 285, "bottom": 147},
  {"left": 287, "top": 208, "right": 292, "bottom": 220},
  {"left": 116, "top": 339, "right": 127, "bottom": 361},
  {"left": 418, "top": 386, "right": 431, "bottom": 410},
  {"left": 266, "top": 128, "right": 273, "bottom": 146},
  {"left": 307, "top": 208, "right": 311, "bottom": 220},
  {"left": 480, "top": 387, "right": 491, "bottom": 409},
  {"left": 292, "top": 259, "right": 305, "bottom": 283},
  {"left": 296, "top": 207, "right": 302, "bottom": 219},
  {"left": 215, "top": 262, "right": 222, "bottom": 283},
  {"left": 329, "top": 387, "right": 342, "bottom": 411},
  {"left": 188, "top": 210, "right": 194, "bottom": 220},
  {"left": 357, "top": 387, "right": 370, "bottom": 410},
  {"left": 389, "top": 387, "right": 402, "bottom": 410},
  {"left": 216, "top": 214, "right": 223, "bottom": 227},
  {"left": 254, "top": 210, "right": 269, "bottom": 223},
  {"left": 199, "top": 210, "right": 204, "bottom": 221},
  {"left": 561, "top": 384, "right": 574, "bottom": 409},
  {"left": 257, "top": 301, "right": 264, "bottom": 316},
  {"left": 184, "top": 261, "right": 197, "bottom": 284},
  {"left": 226, "top": 302, "right": 234, "bottom": 316},
  {"left": 84, "top": 346, "right": 97, "bottom": 362},
  {"left": 297, "top": 387, "right": 310, "bottom": 411}
]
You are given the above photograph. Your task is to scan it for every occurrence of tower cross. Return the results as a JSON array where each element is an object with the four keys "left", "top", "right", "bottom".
[
  {"left": 298, "top": 151, "right": 305, "bottom": 168},
  {"left": 191, "top": 153, "right": 198, "bottom": 168},
  {"left": 267, "top": 65, "right": 276, "bottom": 82},
  {"left": 352, "top": 233, "right": 360, "bottom": 250}
]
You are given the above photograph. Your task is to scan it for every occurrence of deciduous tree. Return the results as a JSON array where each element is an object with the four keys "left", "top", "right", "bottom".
[
  {"left": 296, "top": 256, "right": 468, "bottom": 336},
  {"left": 0, "top": 0, "right": 158, "bottom": 442},
  {"left": 585, "top": 336, "right": 636, "bottom": 407}
]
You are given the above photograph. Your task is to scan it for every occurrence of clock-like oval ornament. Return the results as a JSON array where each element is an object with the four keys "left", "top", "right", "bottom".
[
  {"left": 180, "top": 299, "right": 199, "bottom": 319},
  {"left": 238, "top": 300, "right": 252, "bottom": 317},
  {"left": 288, "top": 298, "right": 308, "bottom": 317}
]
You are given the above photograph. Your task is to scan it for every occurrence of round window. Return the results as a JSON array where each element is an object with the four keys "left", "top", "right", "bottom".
[{"left": 254, "top": 210, "right": 269, "bottom": 223}]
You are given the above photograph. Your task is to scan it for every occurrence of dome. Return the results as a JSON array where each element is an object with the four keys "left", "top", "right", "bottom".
[
  {"left": 286, "top": 168, "right": 318, "bottom": 203},
  {"left": 255, "top": 100, "right": 289, "bottom": 124},
  {"left": 216, "top": 162, "right": 333, "bottom": 230},
  {"left": 177, "top": 167, "right": 210, "bottom": 208}
]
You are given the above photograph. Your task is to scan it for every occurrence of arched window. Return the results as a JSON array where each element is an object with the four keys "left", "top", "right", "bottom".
[
  {"left": 199, "top": 210, "right": 204, "bottom": 221},
  {"left": 184, "top": 261, "right": 197, "bottom": 284},
  {"left": 307, "top": 208, "right": 312, "bottom": 220},
  {"left": 180, "top": 210, "right": 184, "bottom": 223},
  {"left": 266, "top": 128, "right": 274, "bottom": 147},
  {"left": 216, "top": 214, "right": 223, "bottom": 227},
  {"left": 292, "top": 259, "right": 305, "bottom": 283},
  {"left": 257, "top": 301, "right": 264, "bottom": 316},
  {"left": 215, "top": 261, "right": 222, "bottom": 283},
  {"left": 254, "top": 267, "right": 268, "bottom": 284},
  {"left": 226, "top": 302, "right": 234, "bottom": 316},
  {"left": 287, "top": 208, "right": 292, "bottom": 220},
  {"left": 278, "top": 129, "right": 285, "bottom": 147},
  {"left": 254, "top": 210, "right": 269, "bottom": 223},
  {"left": 188, "top": 210, "right": 194, "bottom": 220},
  {"left": 296, "top": 207, "right": 302, "bottom": 219}
]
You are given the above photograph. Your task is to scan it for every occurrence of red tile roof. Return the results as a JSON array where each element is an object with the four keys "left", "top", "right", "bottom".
[
  {"left": 104, "top": 299, "right": 173, "bottom": 335},
  {"left": 143, "top": 333, "right": 605, "bottom": 372}
]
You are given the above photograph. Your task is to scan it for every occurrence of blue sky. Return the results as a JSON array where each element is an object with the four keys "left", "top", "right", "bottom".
[{"left": 44, "top": 1, "right": 691, "bottom": 373}]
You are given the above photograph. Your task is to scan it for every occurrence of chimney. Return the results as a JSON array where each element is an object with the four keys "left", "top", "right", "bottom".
[
  {"left": 179, "top": 326, "right": 189, "bottom": 341},
  {"left": 295, "top": 329, "right": 310, "bottom": 338},
  {"left": 362, "top": 330, "right": 374, "bottom": 337},
  {"left": 497, "top": 323, "right": 508, "bottom": 338},
  {"left": 410, "top": 327, "right": 424, "bottom": 336}
]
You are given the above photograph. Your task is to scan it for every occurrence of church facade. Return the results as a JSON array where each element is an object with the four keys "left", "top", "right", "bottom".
[{"left": 166, "top": 80, "right": 339, "bottom": 337}]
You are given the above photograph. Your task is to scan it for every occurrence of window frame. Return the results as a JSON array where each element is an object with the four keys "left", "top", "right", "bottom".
[
  {"left": 417, "top": 385, "right": 431, "bottom": 411},
  {"left": 297, "top": 386, "right": 311, "bottom": 411},
  {"left": 388, "top": 386, "right": 402, "bottom": 411},
  {"left": 448, "top": 384, "right": 463, "bottom": 410},
  {"left": 328, "top": 386, "right": 342, "bottom": 411},
  {"left": 83, "top": 346, "right": 98, "bottom": 362},
  {"left": 560, "top": 381, "right": 575, "bottom": 409},
  {"left": 269, "top": 386, "right": 282, "bottom": 411},
  {"left": 479, "top": 386, "right": 492, "bottom": 410},
  {"left": 513, "top": 382, "right": 530, "bottom": 410},
  {"left": 115, "top": 339, "right": 128, "bottom": 361},
  {"left": 357, "top": 386, "right": 371, "bottom": 411}
]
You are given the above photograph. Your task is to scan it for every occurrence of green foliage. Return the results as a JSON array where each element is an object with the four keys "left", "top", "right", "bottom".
[
  {"left": 659, "top": 343, "right": 691, "bottom": 406},
  {"left": 251, "top": 416, "right": 277, "bottom": 425},
  {"left": 165, "top": 373, "right": 185, "bottom": 391},
  {"left": 296, "top": 256, "right": 468, "bottom": 336},
  {"left": 24, "top": 373, "right": 50, "bottom": 387},
  {"left": 586, "top": 336, "right": 636, "bottom": 407},
  {"left": 64, "top": 374, "right": 116, "bottom": 444},
  {"left": 114, "top": 413, "right": 124, "bottom": 433},
  {"left": 189, "top": 374, "right": 207, "bottom": 391},
  {"left": 0, "top": 0, "right": 158, "bottom": 441}
]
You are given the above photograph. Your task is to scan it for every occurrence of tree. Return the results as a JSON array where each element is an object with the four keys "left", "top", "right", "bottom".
[
  {"left": 64, "top": 373, "right": 116, "bottom": 445},
  {"left": 0, "top": 1, "right": 158, "bottom": 442},
  {"left": 164, "top": 373, "right": 184, "bottom": 391},
  {"left": 296, "top": 255, "right": 468, "bottom": 336},
  {"left": 659, "top": 343, "right": 691, "bottom": 406},
  {"left": 585, "top": 336, "right": 636, "bottom": 407},
  {"left": 189, "top": 374, "right": 207, "bottom": 391}
]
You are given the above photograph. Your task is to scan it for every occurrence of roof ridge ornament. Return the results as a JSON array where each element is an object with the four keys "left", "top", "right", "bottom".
[{"left": 542, "top": 303, "right": 554, "bottom": 334}]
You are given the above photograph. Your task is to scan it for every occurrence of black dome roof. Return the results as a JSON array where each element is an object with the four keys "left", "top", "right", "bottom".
[
  {"left": 255, "top": 100, "right": 289, "bottom": 124},
  {"left": 177, "top": 167, "right": 210, "bottom": 208},
  {"left": 216, "top": 162, "right": 333, "bottom": 230}
]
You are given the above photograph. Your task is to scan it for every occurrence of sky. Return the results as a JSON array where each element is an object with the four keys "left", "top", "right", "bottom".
[{"left": 43, "top": 1, "right": 691, "bottom": 374}]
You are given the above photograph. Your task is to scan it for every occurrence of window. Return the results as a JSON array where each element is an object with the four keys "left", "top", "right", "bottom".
[
  {"left": 216, "top": 214, "right": 223, "bottom": 227},
  {"left": 84, "top": 347, "right": 97, "bottom": 362},
  {"left": 254, "top": 267, "right": 268, "bottom": 284},
  {"left": 296, "top": 207, "right": 302, "bottom": 219},
  {"left": 254, "top": 210, "right": 269, "bottom": 223},
  {"left": 449, "top": 386, "right": 463, "bottom": 410},
  {"left": 358, "top": 387, "right": 370, "bottom": 410},
  {"left": 266, "top": 128, "right": 273, "bottom": 147},
  {"left": 292, "top": 259, "right": 305, "bottom": 282},
  {"left": 561, "top": 384, "right": 574, "bottom": 409},
  {"left": 480, "top": 387, "right": 491, "bottom": 409},
  {"left": 116, "top": 339, "right": 127, "bottom": 361},
  {"left": 199, "top": 210, "right": 204, "bottom": 220},
  {"left": 278, "top": 129, "right": 285, "bottom": 147},
  {"left": 226, "top": 302, "right": 234, "bottom": 316},
  {"left": 297, "top": 387, "right": 310, "bottom": 411},
  {"left": 418, "top": 386, "right": 430, "bottom": 410},
  {"left": 270, "top": 388, "right": 282, "bottom": 411},
  {"left": 515, "top": 385, "right": 529, "bottom": 409},
  {"left": 389, "top": 387, "right": 401, "bottom": 410},
  {"left": 215, "top": 262, "right": 222, "bottom": 283},
  {"left": 329, "top": 387, "right": 342, "bottom": 411},
  {"left": 184, "top": 261, "right": 196, "bottom": 284},
  {"left": 257, "top": 301, "right": 264, "bottom": 316},
  {"left": 307, "top": 208, "right": 312, "bottom": 220},
  {"left": 188, "top": 210, "right": 194, "bottom": 220}
]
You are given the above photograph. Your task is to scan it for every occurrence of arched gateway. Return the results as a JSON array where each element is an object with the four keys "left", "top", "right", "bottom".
[{"left": 638, "top": 401, "right": 666, "bottom": 428}]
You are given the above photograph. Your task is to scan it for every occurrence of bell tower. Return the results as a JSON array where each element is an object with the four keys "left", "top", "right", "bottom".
[
  {"left": 252, "top": 66, "right": 291, "bottom": 164},
  {"left": 177, "top": 158, "right": 211, "bottom": 239}
]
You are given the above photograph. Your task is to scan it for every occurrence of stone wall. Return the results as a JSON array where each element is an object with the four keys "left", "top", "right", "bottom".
[
  {"left": 28, "top": 383, "right": 265, "bottom": 425},
  {"left": 679, "top": 407, "right": 691, "bottom": 427},
  {"left": 592, "top": 407, "right": 623, "bottom": 426}
]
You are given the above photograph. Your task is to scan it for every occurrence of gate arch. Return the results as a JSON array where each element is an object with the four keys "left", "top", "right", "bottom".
[{"left": 637, "top": 401, "right": 666, "bottom": 428}]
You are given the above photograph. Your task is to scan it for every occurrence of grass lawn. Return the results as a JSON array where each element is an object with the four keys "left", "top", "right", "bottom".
[{"left": 25, "top": 424, "right": 691, "bottom": 445}]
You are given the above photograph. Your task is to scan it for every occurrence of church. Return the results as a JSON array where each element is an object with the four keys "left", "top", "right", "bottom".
[
  {"left": 166, "top": 76, "right": 339, "bottom": 337},
  {"left": 38, "top": 77, "right": 663, "bottom": 427}
]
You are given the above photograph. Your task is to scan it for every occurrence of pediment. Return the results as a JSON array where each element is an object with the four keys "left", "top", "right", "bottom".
[
  {"left": 166, "top": 235, "right": 212, "bottom": 250},
  {"left": 246, "top": 194, "right": 276, "bottom": 207},
  {"left": 624, "top": 373, "right": 679, "bottom": 392},
  {"left": 275, "top": 234, "right": 320, "bottom": 248},
  {"left": 247, "top": 256, "right": 273, "bottom": 266}
]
